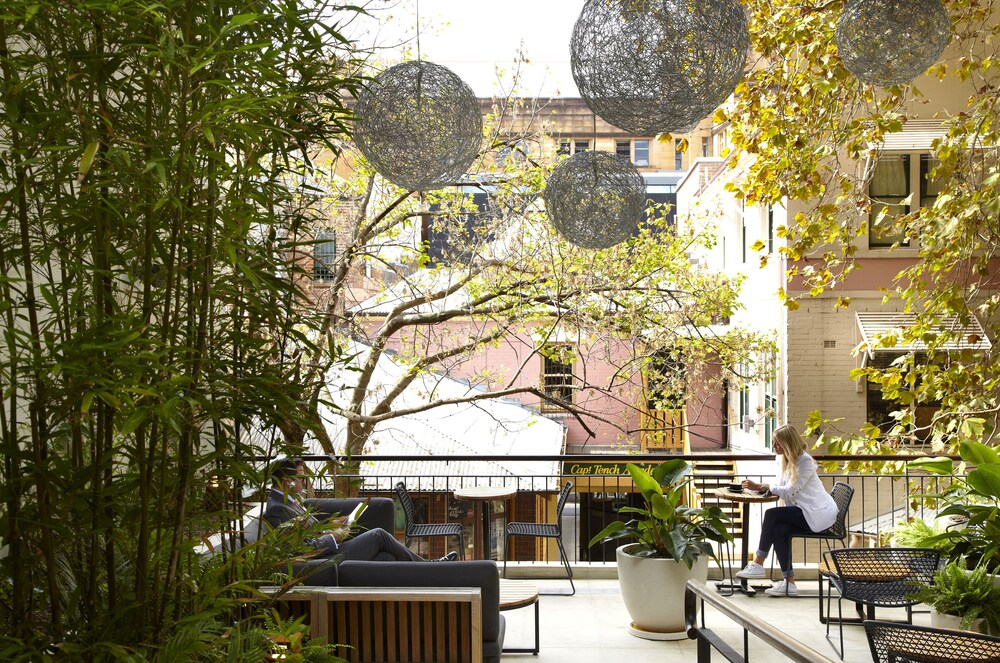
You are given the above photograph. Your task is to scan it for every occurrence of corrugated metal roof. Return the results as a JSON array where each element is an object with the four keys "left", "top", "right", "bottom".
[
  {"left": 311, "top": 341, "right": 566, "bottom": 491},
  {"left": 856, "top": 311, "right": 991, "bottom": 357},
  {"left": 875, "top": 120, "right": 948, "bottom": 152}
]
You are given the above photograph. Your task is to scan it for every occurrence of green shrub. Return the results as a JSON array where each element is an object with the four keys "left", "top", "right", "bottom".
[{"left": 908, "top": 560, "right": 1000, "bottom": 635}]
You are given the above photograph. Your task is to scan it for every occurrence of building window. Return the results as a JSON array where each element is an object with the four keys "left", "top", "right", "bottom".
[
  {"left": 764, "top": 352, "right": 777, "bottom": 447},
  {"left": 741, "top": 199, "right": 747, "bottom": 264},
  {"left": 616, "top": 140, "right": 631, "bottom": 161},
  {"left": 634, "top": 139, "right": 649, "bottom": 166},
  {"left": 313, "top": 231, "right": 337, "bottom": 281},
  {"left": 540, "top": 345, "right": 574, "bottom": 412},
  {"left": 574, "top": 139, "right": 590, "bottom": 153},
  {"left": 674, "top": 139, "right": 683, "bottom": 170},
  {"left": 868, "top": 154, "right": 911, "bottom": 248},
  {"left": 702, "top": 136, "right": 710, "bottom": 157},
  {"left": 647, "top": 351, "right": 686, "bottom": 409},
  {"left": 557, "top": 140, "right": 571, "bottom": 156},
  {"left": 921, "top": 155, "right": 945, "bottom": 208},
  {"left": 866, "top": 352, "right": 940, "bottom": 445},
  {"left": 767, "top": 205, "right": 775, "bottom": 254}
]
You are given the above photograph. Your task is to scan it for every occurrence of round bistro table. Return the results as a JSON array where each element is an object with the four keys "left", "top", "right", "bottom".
[
  {"left": 452, "top": 486, "right": 517, "bottom": 560},
  {"left": 713, "top": 487, "right": 778, "bottom": 596}
]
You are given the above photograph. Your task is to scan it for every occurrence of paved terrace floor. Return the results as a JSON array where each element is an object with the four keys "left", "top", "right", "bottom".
[{"left": 501, "top": 576, "right": 931, "bottom": 663}]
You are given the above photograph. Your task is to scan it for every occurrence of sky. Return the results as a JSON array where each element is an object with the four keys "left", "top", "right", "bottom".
[{"left": 346, "top": 0, "right": 586, "bottom": 98}]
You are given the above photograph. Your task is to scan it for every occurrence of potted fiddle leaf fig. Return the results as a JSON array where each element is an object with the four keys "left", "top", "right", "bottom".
[{"left": 589, "top": 460, "right": 731, "bottom": 640}]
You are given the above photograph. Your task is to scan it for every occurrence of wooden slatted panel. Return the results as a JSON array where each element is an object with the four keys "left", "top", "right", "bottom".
[
  {"left": 270, "top": 587, "right": 482, "bottom": 663},
  {"left": 639, "top": 408, "right": 687, "bottom": 452}
]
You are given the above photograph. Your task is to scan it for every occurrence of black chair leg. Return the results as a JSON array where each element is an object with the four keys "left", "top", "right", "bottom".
[
  {"left": 456, "top": 532, "right": 466, "bottom": 560},
  {"left": 503, "top": 534, "right": 510, "bottom": 578},
  {"left": 555, "top": 536, "right": 576, "bottom": 596}
]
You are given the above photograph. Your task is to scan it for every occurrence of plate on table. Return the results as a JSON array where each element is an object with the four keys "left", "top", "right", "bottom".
[{"left": 727, "top": 483, "right": 744, "bottom": 493}]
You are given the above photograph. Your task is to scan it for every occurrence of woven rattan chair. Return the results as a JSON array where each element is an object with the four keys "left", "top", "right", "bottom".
[
  {"left": 865, "top": 619, "right": 1000, "bottom": 663},
  {"left": 394, "top": 481, "right": 465, "bottom": 560},
  {"left": 825, "top": 547, "right": 940, "bottom": 659},
  {"left": 503, "top": 480, "right": 575, "bottom": 595}
]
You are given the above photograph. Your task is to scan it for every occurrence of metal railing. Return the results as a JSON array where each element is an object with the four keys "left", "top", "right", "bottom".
[
  {"left": 685, "top": 579, "right": 839, "bottom": 663},
  {"left": 288, "top": 453, "right": 958, "bottom": 567}
]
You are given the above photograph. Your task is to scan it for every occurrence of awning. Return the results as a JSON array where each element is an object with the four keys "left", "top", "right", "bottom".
[
  {"left": 873, "top": 119, "right": 948, "bottom": 152},
  {"left": 855, "top": 311, "right": 992, "bottom": 360}
]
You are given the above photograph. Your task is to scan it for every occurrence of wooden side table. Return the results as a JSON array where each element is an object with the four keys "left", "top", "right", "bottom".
[{"left": 499, "top": 579, "right": 540, "bottom": 655}]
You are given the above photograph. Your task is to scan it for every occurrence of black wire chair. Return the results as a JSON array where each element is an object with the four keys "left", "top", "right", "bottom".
[
  {"left": 503, "top": 480, "right": 575, "bottom": 595},
  {"left": 768, "top": 481, "right": 855, "bottom": 602},
  {"left": 865, "top": 619, "right": 1000, "bottom": 663},
  {"left": 825, "top": 547, "right": 940, "bottom": 659},
  {"left": 394, "top": 481, "right": 465, "bottom": 560}
]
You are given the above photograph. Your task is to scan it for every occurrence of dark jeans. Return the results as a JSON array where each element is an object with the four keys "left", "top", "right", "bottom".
[
  {"left": 342, "top": 528, "right": 424, "bottom": 561},
  {"left": 755, "top": 506, "right": 812, "bottom": 577},
  {"left": 315, "top": 528, "right": 424, "bottom": 562}
]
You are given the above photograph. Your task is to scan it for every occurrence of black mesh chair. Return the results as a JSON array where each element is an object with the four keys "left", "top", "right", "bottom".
[
  {"left": 394, "top": 481, "right": 465, "bottom": 560},
  {"left": 865, "top": 620, "right": 1000, "bottom": 663},
  {"left": 503, "top": 480, "right": 575, "bottom": 595},
  {"left": 772, "top": 481, "right": 854, "bottom": 604},
  {"left": 825, "top": 547, "right": 940, "bottom": 659}
]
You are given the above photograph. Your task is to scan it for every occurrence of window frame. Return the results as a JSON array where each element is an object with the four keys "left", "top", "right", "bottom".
[
  {"left": 615, "top": 139, "right": 632, "bottom": 161},
  {"left": 540, "top": 344, "right": 575, "bottom": 413},
  {"left": 868, "top": 154, "right": 912, "bottom": 248},
  {"left": 313, "top": 230, "right": 337, "bottom": 281},
  {"left": 633, "top": 139, "right": 650, "bottom": 167}
]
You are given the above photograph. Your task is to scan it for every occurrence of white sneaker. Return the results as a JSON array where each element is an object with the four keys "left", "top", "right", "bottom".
[
  {"left": 735, "top": 561, "right": 766, "bottom": 579},
  {"left": 765, "top": 580, "right": 798, "bottom": 597}
]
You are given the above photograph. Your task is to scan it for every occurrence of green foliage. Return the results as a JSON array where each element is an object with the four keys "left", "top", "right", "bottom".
[
  {"left": 0, "top": 0, "right": 362, "bottom": 656},
  {"left": 727, "top": 0, "right": 1000, "bottom": 454},
  {"left": 907, "top": 560, "right": 1000, "bottom": 635},
  {"left": 588, "top": 461, "right": 732, "bottom": 568},
  {"left": 906, "top": 441, "right": 1000, "bottom": 571},
  {"left": 889, "top": 518, "right": 953, "bottom": 553}
]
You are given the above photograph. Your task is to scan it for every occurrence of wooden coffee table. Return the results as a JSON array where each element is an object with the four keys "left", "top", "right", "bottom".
[{"left": 499, "top": 579, "right": 540, "bottom": 655}]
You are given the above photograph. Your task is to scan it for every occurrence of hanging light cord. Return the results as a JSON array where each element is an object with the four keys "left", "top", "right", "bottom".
[{"left": 415, "top": 0, "right": 421, "bottom": 62}]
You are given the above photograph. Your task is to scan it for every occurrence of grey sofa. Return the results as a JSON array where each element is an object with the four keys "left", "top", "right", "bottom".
[{"left": 294, "top": 496, "right": 505, "bottom": 663}]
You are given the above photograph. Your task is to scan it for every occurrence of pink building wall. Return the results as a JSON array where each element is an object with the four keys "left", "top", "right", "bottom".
[{"left": 357, "top": 316, "right": 729, "bottom": 452}]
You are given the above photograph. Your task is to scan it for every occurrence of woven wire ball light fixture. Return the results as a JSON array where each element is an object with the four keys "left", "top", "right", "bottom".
[
  {"left": 544, "top": 151, "right": 647, "bottom": 250},
  {"left": 836, "top": 0, "right": 951, "bottom": 86},
  {"left": 570, "top": 0, "right": 750, "bottom": 135},
  {"left": 353, "top": 60, "right": 482, "bottom": 191}
]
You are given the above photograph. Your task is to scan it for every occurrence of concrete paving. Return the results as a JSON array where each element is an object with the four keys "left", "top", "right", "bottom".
[{"left": 499, "top": 577, "right": 931, "bottom": 663}]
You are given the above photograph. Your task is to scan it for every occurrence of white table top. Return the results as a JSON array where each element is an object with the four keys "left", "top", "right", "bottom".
[{"left": 453, "top": 486, "right": 517, "bottom": 500}]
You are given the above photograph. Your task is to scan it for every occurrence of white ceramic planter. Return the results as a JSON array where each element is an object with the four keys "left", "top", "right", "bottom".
[
  {"left": 930, "top": 608, "right": 986, "bottom": 634},
  {"left": 616, "top": 543, "right": 708, "bottom": 640}
]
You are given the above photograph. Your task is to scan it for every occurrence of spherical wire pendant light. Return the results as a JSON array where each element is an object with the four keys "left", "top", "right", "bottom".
[
  {"left": 544, "top": 151, "right": 647, "bottom": 250},
  {"left": 570, "top": 0, "right": 750, "bottom": 135},
  {"left": 353, "top": 60, "right": 483, "bottom": 191},
  {"left": 836, "top": 0, "right": 951, "bottom": 86}
]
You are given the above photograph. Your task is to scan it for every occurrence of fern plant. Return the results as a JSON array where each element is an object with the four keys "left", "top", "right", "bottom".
[{"left": 908, "top": 560, "right": 1000, "bottom": 634}]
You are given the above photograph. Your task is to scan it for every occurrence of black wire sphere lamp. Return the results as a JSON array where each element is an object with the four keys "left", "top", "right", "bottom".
[
  {"left": 836, "top": 0, "right": 951, "bottom": 86},
  {"left": 570, "top": 0, "right": 750, "bottom": 135},
  {"left": 353, "top": 60, "right": 483, "bottom": 191},
  {"left": 543, "top": 151, "right": 647, "bottom": 250}
]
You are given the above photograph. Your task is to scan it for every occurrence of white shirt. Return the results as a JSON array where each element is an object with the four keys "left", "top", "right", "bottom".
[{"left": 769, "top": 453, "right": 838, "bottom": 532}]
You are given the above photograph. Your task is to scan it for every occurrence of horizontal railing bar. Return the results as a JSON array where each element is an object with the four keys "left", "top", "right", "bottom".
[
  {"left": 685, "top": 580, "right": 839, "bottom": 663},
  {"left": 254, "top": 453, "right": 958, "bottom": 463}
]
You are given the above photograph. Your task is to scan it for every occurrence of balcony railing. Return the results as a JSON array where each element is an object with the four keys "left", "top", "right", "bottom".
[{"left": 287, "top": 453, "right": 957, "bottom": 568}]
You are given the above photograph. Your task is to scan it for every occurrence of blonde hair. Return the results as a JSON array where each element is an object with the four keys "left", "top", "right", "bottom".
[{"left": 772, "top": 424, "right": 808, "bottom": 485}]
